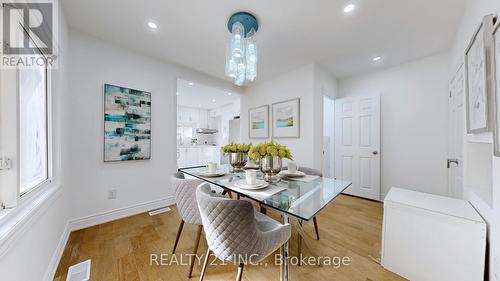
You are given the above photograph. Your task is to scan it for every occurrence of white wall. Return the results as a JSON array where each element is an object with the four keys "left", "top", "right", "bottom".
[
  {"left": 0, "top": 3, "right": 71, "bottom": 280},
  {"left": 66, "top": 30, "right": 237, "bottom": 226},
  {"left": 449, "top": 1, "right": 500, "bottom": 279},
  {"left": 338, "top": 53, "right": 450, "bottom": 198},
  {"left": 314, "top": 65, "right": 339, "bottom": 170},
  {"left": 241, "top": 64, "right": 314, "bottom": 167}
]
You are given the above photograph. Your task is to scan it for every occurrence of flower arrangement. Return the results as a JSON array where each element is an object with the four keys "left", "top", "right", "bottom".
[
  {"left": 248, "top": 141, "right": 293, "bottom": 160},
  {"left": 222, "top": 143, "right": 251, "bottom": 155}
]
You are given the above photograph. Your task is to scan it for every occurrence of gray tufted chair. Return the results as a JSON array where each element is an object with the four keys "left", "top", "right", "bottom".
[
  {"left": 196, "top": 183, "right": 291, "bottom": 281},
  {"left": 171, "top": 172, "right": 204, "bottom": 278}
]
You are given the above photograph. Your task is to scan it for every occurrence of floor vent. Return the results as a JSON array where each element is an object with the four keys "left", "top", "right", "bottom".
[
  {"left": 66, "top": 259, "right": 91, "bottom": 281},
  {"left": 149, "top": 206, "right": 171, "bottom": 216}
]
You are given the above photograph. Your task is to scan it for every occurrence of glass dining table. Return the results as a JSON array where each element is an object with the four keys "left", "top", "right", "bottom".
[{"left": 179, "top": 164, "right": 352, "bottom": 281}]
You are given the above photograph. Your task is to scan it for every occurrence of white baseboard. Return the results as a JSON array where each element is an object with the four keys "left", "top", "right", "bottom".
[
  {"left": 43, "top": 222, "right": 70, "bottom": 281},
  {"left": 68, "top": 197, "right": 175, "bottom": 231}
]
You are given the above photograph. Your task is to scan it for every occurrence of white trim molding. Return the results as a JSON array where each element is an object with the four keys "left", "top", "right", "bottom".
[
  {"left": 0, "top": 183, "right": 63, "bottom": 258},
  {"left": 43, "top": 222, "right": 70, "bottom": 281},
  {"left": 68, "top": 197, "right": 175, "bottom": 231}
]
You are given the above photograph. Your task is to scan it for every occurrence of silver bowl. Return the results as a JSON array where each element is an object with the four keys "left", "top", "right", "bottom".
[
  {"left": 229, "top": 152, "right": 248, "bottom": 172},
  {"left": 260, "top": 156, "right": 282, "bottom": 183}
]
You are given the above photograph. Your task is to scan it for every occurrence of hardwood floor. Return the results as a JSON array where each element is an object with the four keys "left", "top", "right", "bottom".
[{"left": 54, "top": 195, "right": 406, "bottom": 281}]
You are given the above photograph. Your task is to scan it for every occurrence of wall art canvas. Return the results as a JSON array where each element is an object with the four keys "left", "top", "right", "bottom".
[
  {"left": 248, "top": 105, "right": 269, "bottom": 139},
  {"left": 465, "top": 15, "right": 495, "bottom": 134},
  {"left": 104, "top": 84, "right": 151, "bottom": 162},
  {"left": 272, "top": 98, "right": 300, "bottom": 138},
  {"left": 494, "top": 21, "right": 500, "bottom": 156}
]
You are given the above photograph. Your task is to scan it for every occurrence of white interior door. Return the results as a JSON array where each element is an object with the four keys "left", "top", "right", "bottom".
[
  {"left": 335, "top": 95, "right": 380, "bottom": 200},
  {"left": 447, "top": 65, "right": 465, "bottom": 199}
]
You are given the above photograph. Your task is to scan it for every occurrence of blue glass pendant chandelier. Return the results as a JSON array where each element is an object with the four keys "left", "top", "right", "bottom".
[{"left": 225, "top": 12, "right": 259, "bottom": 86}]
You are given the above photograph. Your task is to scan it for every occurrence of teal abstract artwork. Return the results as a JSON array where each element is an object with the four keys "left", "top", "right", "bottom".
[{"left": 104, "top": 84, "right": 151, "bottom": 161}]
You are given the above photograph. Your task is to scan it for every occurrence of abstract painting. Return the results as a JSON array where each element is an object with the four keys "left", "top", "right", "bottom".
[
  {"left": 494, "top": 21, "right": 500, "bottom": 156},
  {"left": 465, "top": 15, "right": 495, "bottom": 134},
  {"left": 272, "top": 98, "right": 300, "bottom": 138},
  {"left": 104, "top": 84, "right": 151, "bottom": 162},
  {"left": 249, "top": 105, "right": 269, "bottom": 139}
]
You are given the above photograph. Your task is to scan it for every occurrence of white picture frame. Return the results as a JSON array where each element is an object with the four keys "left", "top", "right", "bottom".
[
  {"left": 272, "top": 98, "right": 300, "bottom": 138},
  {"left": 493, "top": 20, "right": 500, "bottom": 156},
  {"left": 248, "top": 105, "right": 269, "bottom": 139},
  {"left": 464, "top": 15, "right": 496, "bottom": 134}
]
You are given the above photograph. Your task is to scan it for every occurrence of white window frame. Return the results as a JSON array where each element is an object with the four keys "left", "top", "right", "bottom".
[
  {"left": 18, "top": 59, "right": 53, "bottom": 201},
  {"left": 0, "top": 23, "right": 54, "bottom": 209}
]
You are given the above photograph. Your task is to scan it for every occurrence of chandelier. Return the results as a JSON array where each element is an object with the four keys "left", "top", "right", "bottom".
[{"left": 225, "top": 12, "right": 259, "bottom": 86}]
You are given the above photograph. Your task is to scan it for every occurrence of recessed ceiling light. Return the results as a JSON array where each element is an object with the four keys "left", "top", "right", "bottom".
[
  {"left": 176, "top": 92, "right": 180, "bottom": 96},
  {"left": 227, "top": 92, "right": 233, "bottom": 96},
  {"left": 343, "top": 4, "right": 355, "bottom": 13},
  {"left": 188, "top": 82, "right": 194, "bottom": 86},
  {"left": 372, "top": 56, "right": 382, "bottom": 62},
  {"left": 147, "top": 21, "right": 158, "bottom": 29}
]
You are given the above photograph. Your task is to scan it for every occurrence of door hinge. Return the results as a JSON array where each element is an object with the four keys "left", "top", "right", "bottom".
[{"left": 0, "top": 157, "right": 12, "bottom": 171}]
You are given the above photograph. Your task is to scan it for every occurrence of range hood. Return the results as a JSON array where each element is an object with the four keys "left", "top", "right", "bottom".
[{"left": 196, "top": 128, "right": 218, "bottom": 134}]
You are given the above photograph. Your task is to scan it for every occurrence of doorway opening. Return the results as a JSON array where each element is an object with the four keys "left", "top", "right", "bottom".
[
  {"left": 323, "top": 95, "right": 335, "bottom": 178},
  {"left": 176, "top": 79, "right": 241, "bottom": 168}
]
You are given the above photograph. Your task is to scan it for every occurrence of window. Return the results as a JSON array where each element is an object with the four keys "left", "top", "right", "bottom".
[{"left": 19, "top": 60, "right": 49, "bottom": 195}]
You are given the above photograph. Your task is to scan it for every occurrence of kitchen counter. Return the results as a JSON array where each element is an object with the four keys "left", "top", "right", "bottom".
[{"left": 177, "top": 145, "right": 220, "bottom": 148}]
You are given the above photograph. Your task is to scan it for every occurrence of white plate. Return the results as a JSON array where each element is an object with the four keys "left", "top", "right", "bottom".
[
  {"left": 199, "top": 172, "right": 226, "bottom": 177},
  {"left": 281, "top": 171, "right": 306, "bottom": 178},
  {"left": 234, "top": 179, "right": 269, "bottom": 190}
]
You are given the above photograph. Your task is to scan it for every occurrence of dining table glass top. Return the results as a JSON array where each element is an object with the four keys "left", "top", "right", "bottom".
[{"left": 179, "top": 164, "right": 352, "bottom": 221}]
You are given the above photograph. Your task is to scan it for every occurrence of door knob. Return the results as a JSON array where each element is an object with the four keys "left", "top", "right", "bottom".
[
  {"left": 447, "top": 158, "right": 459, "bottom": 168},
  {"left": 372, "top": 151, "right": 378, "bottom": 155}
]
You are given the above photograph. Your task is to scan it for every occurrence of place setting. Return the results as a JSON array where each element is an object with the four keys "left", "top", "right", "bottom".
[
  {"left": 279, "top": 162, "right": 319, "bottom": 183},
  {"left": 230, "top": 169, "right": 287, "bottom": 201},
  {"left": 198, "top": 162, "right": 226, "bottom": 177}
]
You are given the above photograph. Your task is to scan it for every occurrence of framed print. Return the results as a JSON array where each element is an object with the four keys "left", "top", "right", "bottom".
[
  {"left": 248, "top": 105, "right": 269, "bottom": 139},
  {"left": 272, "top": 98, "right": 300, "bottom": 138},
  {"left": 493, "top": 20, "right": 500, "bottom": 156},
  {"left": 465, "top": 15, "right": 495, "bottom": 134},
  {"left": 104, "top": 84, "right": 151, "bottom": 162}
]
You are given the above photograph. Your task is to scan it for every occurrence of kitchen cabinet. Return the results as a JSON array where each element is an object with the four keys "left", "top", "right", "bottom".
[
  {"left": 177, "top": 146, "right": 221, "bottom": 168},
  {"left": 178, "top": 106, "right": 210, "bottom": 129},
  {"left": 199, "top": 110, "right": 208, "bottom": 128}
]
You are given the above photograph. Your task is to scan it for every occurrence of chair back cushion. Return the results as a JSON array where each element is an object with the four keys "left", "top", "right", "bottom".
[
  {"left": 196, "top": 183, "right": 263, "bottom": 262},
  {"left": 171, "top": 172, "right": 203, "bottom": 225}
]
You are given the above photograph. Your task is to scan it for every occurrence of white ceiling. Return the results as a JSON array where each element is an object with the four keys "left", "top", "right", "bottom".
[
  {"left": 63, "top": 0, "right": 466, "bottom": 82},
  {"left": 177, "top": 79, "right": 240, "bottom": 109}
]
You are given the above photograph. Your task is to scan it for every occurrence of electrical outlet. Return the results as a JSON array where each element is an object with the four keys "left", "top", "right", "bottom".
[{"left": 107, "top": 189, "right": 117, "bottom": 200}]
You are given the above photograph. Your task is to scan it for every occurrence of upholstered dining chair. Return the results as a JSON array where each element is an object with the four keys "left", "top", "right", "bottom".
[
  {"left": 196, "top": 183, "right": 291, "bottom": 281},
  {"left": 171, "top": 172, "right": 204, "bottom": 278}
]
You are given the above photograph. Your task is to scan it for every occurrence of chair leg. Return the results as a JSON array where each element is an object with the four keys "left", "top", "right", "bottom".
[
  {"left": 227, "top": 191, "right": 233, "bottom": 199},
  {"left": 188, "top": 225, "right": 203, "bottom": 278},
  {"left": 235, "top": 263, "right": 244, "bottom": 281},
  {"left": 199, "top": 248, "right": 211, "bottom": 281},
  {"left": 313, "top": 216, "right": 320, "bottom": 240},
  {"left": 172, "top": 220, "right": 184, "bottom": 254},
  {"left": 297, "top": 220, "right": 302, "bottom": 266},
  {"left": 279, "top": 246, "right": 284, "bottom": 281}
]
